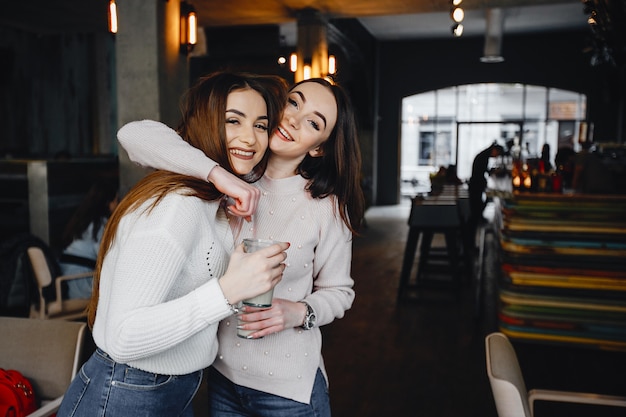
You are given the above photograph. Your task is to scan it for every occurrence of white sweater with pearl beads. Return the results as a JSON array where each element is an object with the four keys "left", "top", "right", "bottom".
[{"left": 213, "top": 173, "right": 354, "bottom": 404}]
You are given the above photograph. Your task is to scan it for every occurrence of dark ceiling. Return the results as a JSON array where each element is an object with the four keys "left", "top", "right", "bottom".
[
  {"left": 1, "top": 0, "right": 588, "bottom": 40},
  {"left": 4, "top": 0, "right": 623, "bottom": 65},
  {"left": 193, "top": 0, "right": 578, "bottom": 26}
]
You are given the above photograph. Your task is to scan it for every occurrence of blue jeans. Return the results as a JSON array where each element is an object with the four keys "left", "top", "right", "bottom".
[
  {"left": 57, "top": 349, "right": 202, "bottom": 417},
  {"left": 207, "top": 366, "right": 331, "bottom": 417}
]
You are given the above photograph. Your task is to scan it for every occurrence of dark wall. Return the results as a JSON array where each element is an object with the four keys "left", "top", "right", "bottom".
[
  {"left": 375, "top": 29, "right": 626, "bottom": 204},
  {"left": 0, "top": 25, "right": 116, "bottom": 159}
]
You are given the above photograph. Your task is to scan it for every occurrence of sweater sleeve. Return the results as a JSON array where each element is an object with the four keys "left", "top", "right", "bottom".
[
  {"left": 117, "top": 120, "right": 217, "bottom": 182},
  {"left": 304, "top": 198, "right": 355, "bottom": 327},
  {"left": 95, "top": 195, "right": 232, "bottom": 363}
]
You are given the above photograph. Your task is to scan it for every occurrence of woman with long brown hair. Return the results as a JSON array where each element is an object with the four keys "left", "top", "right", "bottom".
[{"left": 57, "top": 71, "right": 289, "bottom": 417}]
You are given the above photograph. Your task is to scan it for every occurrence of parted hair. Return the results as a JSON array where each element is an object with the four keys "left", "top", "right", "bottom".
[{"left": 87, "top": 71, "right": 288, "bottom": 327}]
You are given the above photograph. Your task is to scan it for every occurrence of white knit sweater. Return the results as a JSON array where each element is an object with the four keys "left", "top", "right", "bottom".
[
  {"left": 118, "top": 120, "right": 356, "bottom": 403},
  {"left": 92, "top": 191, "right": 234, "bottom": 375}
]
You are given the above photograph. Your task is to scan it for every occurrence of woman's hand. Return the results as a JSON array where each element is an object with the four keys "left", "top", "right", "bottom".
[
  {"left": 208, "top": 165, "right": 260, "bottom": 222},
  {"left": 237, "top": 298, "right": 308, "bottom": 339},
  {"left": 219, "top": 242, "right": 288, "bottom": 305}
]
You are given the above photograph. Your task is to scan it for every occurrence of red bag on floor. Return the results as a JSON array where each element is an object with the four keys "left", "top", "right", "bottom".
[{"left": 0, "top": 369, "right": 37, "bottom": 417}]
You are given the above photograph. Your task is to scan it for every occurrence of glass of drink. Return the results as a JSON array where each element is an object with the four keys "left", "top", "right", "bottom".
[{"left": 237, "top": 238, "right": 282, "bottom": 338}]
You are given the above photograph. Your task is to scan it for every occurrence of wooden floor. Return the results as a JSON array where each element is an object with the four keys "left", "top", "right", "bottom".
[
  {"left": 324, "top": 201, "right": 626, "bottom": 417},
  {"left": 193, "top": 201, "right": 626, "bottom": 417},
  {"left": 322, "top": 201, "right": 500, "bottom": 417}
]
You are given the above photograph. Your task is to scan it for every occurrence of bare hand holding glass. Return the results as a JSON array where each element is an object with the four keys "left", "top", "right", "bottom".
[
  {"left": 235, "top": 238, "right": 287, "bottom": 338},
  {"left": 218, "top": 239, "right": 288, "bottom": 324}
]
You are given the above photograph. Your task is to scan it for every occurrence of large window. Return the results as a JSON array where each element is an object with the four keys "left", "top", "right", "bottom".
[{"left": 400, "top": 84, "right": 587, "bottom": 196}]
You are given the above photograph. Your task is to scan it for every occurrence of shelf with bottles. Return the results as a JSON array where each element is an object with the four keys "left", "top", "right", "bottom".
[{"left": 511, "top": 156, "right": 564, "bottom": 194}]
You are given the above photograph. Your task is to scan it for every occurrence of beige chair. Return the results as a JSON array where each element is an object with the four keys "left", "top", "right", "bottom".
[
  {"left": 0, "top": 316, "right": 87, "bottom": 417},
  {"left": 27, "top": 247, "right": 92, "bottom": 320},
  {"left": 485, "top": 332, "right": 626, "bottom": 417}
]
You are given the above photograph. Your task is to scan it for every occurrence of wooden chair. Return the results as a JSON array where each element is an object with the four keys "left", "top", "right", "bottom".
[
  {"left": 0, "top": 316, "right": 88, "bottom": 417},
  {"left": 485, "top": 332, "right": 626, "bottom": 417},
  {"left": 27, "top": 247, "right": 92, "bottom": 320}
]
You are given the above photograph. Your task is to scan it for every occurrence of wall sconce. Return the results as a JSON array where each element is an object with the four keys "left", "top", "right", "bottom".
[
  {"left": 303, "top": 64, "right": 312, "bottom": 80},
  {"left": 180, "top": 1, "right": 197, "bottom": 54},
  {"left": 287, "top": 53, "right": 337, "bottom": 78},
  {"left": 328, "top": 55, "right": 336, "bottom": 74},
  {"left": 108, "top": 0, "right": 117, "bottom": 34},
  {"left": 290, "top": 53, "right": 298, "bottom": 72}
]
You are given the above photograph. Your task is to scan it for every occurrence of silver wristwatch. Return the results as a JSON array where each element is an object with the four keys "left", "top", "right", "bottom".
[{"left": 301, "top": 301, "right": 317, "bottom": 330}]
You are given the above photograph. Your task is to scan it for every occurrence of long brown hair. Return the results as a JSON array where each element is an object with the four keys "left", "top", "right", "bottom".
[
  {"left": 87, "top": 72, "right": 288, "bottom": 327},
  {"left": 295, "top": 78, "right": 365, "bottom": 234}
]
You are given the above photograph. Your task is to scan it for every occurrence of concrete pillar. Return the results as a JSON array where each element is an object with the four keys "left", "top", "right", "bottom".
[
  {"left": 115, "top": 0, "right": 190, "bottom": 195},
  {"left": 295, "top": 8, "right": 328, "bottom": 82}
]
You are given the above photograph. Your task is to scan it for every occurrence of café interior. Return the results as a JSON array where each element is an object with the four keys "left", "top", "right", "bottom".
[{"left": 1, "top": 0, "right": 626, "bottom": 416}]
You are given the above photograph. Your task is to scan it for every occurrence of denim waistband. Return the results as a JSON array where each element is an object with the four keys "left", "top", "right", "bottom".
[
  {"left": 93, "top": 348, "right": 199, "bottom": 379},
  {"left": 94, "top": 348, "right": 166, "bottom": 377},
  {"left": 95, "top": 348, "right": 114, "bottom": 363}
]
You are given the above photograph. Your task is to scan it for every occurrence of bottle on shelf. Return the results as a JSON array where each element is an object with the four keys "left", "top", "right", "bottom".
[
  {"left": 521, "top": 141, "right": 532, "bottom": 191},
  {"left": 536, "top": 160, "right": 551, "bottom": 193}
]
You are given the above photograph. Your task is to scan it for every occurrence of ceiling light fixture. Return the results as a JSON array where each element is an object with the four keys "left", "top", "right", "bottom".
[
  {"left": 452, "top": 23, "right": 464, "bottom": 37},
  {"left": 451, "top": 7, "right": 464, "bottom": 23},
  {"left": 450, "top": 0, "right": 464, "bottom": 37},
  {"left": 480, "top": 8, "right": 505, "bottom": 63},
  {"left": 587, "top": 12, "right": 597, "bottom": 25}
]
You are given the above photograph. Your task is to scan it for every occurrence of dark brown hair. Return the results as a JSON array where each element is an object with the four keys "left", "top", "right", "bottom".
[{"left": 294, "top": 78, "right": 365, "bottom": 234}]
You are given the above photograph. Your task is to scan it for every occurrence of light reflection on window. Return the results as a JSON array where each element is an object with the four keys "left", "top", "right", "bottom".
[{"left": 400, "top": 84, "right": 587, "bottom": 196}]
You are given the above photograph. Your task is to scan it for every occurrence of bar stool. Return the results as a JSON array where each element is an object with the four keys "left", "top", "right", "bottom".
[{"left": 397, "top": 199, "right": 467, "bottom": 300}]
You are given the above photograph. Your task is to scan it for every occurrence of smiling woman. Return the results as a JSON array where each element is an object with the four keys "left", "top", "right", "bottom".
[
  {"left": 55, "top": 71, "right": 291, "bottom": 417},
  {"left": 223, "top": 89, "right": 270, "bottom": 175}
]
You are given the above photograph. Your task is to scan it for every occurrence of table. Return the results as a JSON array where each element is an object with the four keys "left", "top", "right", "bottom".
[{"left": 398, "top": 186, "right": 471, "bottom": 300}]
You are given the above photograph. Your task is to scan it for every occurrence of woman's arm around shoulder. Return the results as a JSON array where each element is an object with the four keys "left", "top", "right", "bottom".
[
  {"left": 118, "top": 120, "right": 260, "bottom": 219},
  {"left": 118, "top": 120, "right": 216, "bottom": 181}
]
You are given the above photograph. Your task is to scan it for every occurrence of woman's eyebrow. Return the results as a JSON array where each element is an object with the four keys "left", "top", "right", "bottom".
[
  {"left": 293, "top": 90, "right": 327, "bottom": 129},
  {"left": 314, "top": 111, "right": 327, "bottom": 129},
  {"left": 226, "top": 109, "right": 245, "bottom": 117},
  {"left": 227, "top": 109, "right": 268, "bottom": 122}
]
